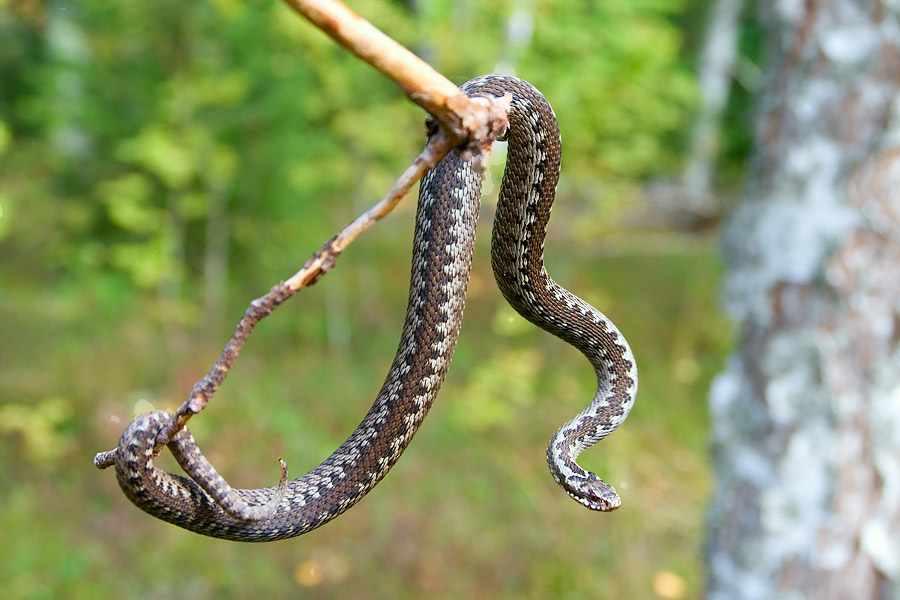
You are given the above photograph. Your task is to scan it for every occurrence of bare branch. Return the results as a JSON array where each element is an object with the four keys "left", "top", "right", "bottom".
[
  {"left": 95, "top": 0, "right": 508, "bottom": 468},
  {"left": 280, "top": 0, "right": 507, "bottom": 149},
  {"left": 285, "top": 132, "right": 455, "bottom": 290},
  {"left": 170, "top": 132, "right": 454, "bottom": 422},
  {"left": 93, "top": 132, "right": 456, "bottom": 465}
]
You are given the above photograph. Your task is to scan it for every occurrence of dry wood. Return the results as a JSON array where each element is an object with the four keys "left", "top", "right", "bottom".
[
  {"left": 280, "top": 0, "right": 507, "bottom": 148},
  {"left": 95, "top": 0, "right": 508, "bottom": 464}
]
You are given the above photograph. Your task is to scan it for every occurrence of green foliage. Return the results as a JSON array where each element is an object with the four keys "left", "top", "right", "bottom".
[
  {"left": 0, "top": 1, "right": 733, "bottom": 598},
  {"left": 0, "top": 398, "right": 75, "bottom": 466},
  {"left": 525, "top": 0, "right": 696, "bottom": 179}
]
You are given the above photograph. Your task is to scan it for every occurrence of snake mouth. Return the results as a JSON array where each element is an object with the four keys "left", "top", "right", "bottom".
[{"left": 560, "top": 473, "right": 622, "bottom": 512}]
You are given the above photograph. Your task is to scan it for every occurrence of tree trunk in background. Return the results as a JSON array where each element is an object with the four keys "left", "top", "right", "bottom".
[
  {"left": 203, "top": 186, "right": 229, "bottom": 333},
  {"left": 681, "top": 0, "right": 742, "bottom": 216},
  {"left": 706, "top": 2, "right": 900, "bottom": 599}
]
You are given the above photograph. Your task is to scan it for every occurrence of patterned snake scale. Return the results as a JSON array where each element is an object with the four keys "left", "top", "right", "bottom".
[{"left": 113, "top": 75, "right": 638, "bottom": 541}]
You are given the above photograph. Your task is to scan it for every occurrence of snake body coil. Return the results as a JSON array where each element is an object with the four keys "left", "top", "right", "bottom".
[{"left": 114, "top": 75, "right": 637, "bottom": 541}]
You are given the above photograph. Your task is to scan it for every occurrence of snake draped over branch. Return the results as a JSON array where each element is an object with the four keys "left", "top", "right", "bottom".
[{"left": 108, "top": 75, "right": 638, "bottom": 542}]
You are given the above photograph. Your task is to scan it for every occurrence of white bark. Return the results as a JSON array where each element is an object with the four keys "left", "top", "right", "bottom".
[{"left": 706, "top": 1, "right": 900, "bottom": 599}]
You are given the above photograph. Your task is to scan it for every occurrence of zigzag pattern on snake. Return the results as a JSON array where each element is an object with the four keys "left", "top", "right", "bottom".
[{"left": 112, "top": 75, "right": 638, "bottom": 542}]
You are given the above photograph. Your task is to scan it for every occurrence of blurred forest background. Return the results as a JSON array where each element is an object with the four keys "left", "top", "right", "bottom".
[{"left": 0, "top": 0, "right": 757, "bottom": 598}]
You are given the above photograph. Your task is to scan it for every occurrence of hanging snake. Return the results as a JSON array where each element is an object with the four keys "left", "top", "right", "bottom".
[{"left": 110, "top": 75, "right": 638, "bottom": 542}]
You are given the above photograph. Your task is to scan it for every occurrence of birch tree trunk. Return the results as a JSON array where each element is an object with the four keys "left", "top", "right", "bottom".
[{"left": 706, "top": 2, "right": 900, "bottom": 599}]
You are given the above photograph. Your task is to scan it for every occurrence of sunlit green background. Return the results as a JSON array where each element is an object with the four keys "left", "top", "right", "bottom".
[{"left": 1, "top": 0, "right": 746, "bottom": 597}]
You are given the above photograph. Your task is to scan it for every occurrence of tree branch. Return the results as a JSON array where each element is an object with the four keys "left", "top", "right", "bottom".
[
  {"left": 95, "top": 0, "right": 509, "bottom": 466},
  {"left": 94, "top": 133, "right": 454, "bottom": 466},
  {"left": 280, "top": 0, "right": 506, "bottom": 149}
]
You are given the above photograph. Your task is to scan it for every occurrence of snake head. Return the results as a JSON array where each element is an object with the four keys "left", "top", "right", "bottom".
[{"left": 559, "top": 472, "right": 622, "bottom": 512}]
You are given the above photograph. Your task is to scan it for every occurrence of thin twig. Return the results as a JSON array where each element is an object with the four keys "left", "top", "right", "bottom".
[
  {"left": 280, "top": 0, "right": 505, "bottom": 148},
  {"left": 94, "top": 133, "right": 454, "bottom": 467},
  {"left": 174, "top": 133, "right": 453, "bottom": 420},
  {"left": 94, "top": 0, "right": 509, "bottom": 468}
]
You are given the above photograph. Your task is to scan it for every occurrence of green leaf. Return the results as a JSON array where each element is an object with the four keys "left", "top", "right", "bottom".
[
  {"left": 98, "top": 173, "right": 161, "bottom": 233},
  {"left": 117, "top": 125, "right": 194, "bottom": 188}
]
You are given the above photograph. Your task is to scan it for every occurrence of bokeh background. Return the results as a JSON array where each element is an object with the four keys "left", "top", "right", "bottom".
[{"left": 0, "top": 1, "right": 752, "bottom": 597}]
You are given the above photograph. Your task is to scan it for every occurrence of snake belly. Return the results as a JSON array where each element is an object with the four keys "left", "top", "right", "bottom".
[{"left": 113, "top": 75, "right": 637, "bottom": 541}]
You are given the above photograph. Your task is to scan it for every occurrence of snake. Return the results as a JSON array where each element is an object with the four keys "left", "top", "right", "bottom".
[{"left": 111, "top": 75, "right": 638, "bottom": 542}]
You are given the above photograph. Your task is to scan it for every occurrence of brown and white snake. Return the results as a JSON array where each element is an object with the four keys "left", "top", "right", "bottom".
[{"left": 108, "top": 75, "right": 638, "bottom": 541}]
